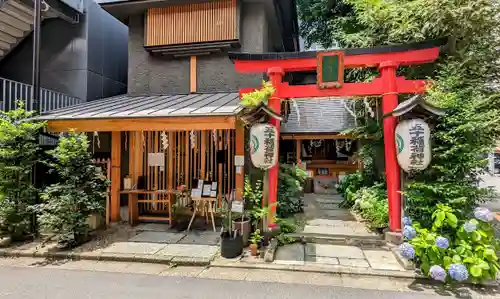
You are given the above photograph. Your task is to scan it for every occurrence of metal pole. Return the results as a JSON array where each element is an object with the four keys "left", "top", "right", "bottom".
[
  {"left": 31, "top": 0, "right": 42, "bottom": 236},
  {"left": 32, "top": 0, "right": 42, "bottom": 114}
]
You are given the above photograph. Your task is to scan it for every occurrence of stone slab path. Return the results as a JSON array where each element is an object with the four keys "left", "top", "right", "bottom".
[
  {"left": 273, "top": 243, "right": 404, "bottom": 271},
  {"left": 100, "top": 224, "right": 220, "bottom": 262},
  {"left": 300, "top": 193, "right": 380, "bottom": 239}
]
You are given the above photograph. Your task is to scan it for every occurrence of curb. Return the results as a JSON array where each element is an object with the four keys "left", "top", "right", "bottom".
[
  {"left": 210, "top": 259, "right": 424, "bottom": 279},
  {"left": 0, "top": 248, "right": 211, "bottom": 267}
]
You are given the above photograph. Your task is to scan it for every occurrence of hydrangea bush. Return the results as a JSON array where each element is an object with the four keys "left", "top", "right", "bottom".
[{"left": 399, "top": 204, "right": 500, "bottom": 284}]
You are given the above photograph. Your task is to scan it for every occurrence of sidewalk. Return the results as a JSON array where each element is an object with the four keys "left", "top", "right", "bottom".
[
  {"left": 0, "top": 257, "right": 498, "bottom": 298},
  {"left": 0, "top": 223, "right": 220, "bottom": 266},
  {"left": 0, "top": 193, "right": 410, "bottom": 279}
]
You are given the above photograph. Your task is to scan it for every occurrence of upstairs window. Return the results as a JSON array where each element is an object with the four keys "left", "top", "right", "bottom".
[{"left": 145, "top": 0, "right": 240, "bottom": 56}]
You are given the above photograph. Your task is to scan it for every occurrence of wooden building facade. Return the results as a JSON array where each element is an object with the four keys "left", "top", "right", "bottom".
[{"left": 38, "top": 0, "right": 300, "bottom": 225}]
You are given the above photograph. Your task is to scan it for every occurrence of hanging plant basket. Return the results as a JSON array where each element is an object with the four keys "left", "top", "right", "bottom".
[{"left": 238, "top": 102, "right": 283, "bottom": 126}]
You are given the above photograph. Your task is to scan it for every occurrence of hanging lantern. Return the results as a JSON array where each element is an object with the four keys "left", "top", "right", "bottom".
[
  {"left": 395, "top": 118, "right": 431, "bottom": 172},
  {"left": 249, "top": 124, "right": 278, "bottom": 170}
]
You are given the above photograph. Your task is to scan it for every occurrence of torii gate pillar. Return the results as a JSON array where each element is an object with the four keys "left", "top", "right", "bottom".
[
  {"left": 266, "top": 67, "right": 285, "bottom": 227},
  {"left": 380, "top": 61, "right": 401, "bottom": 232}
]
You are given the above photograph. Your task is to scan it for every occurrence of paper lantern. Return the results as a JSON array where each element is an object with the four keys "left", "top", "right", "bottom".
[
  {"left": 395, "top": 118, "right": 431, "bottom": 172},
  {"left": 250, "top": 124, "right": 278, "bottom": 170}
]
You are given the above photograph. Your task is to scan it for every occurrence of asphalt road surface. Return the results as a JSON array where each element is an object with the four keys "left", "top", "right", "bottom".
[{"left": 0, "top": 266, "right": 488, "bottom": 299}]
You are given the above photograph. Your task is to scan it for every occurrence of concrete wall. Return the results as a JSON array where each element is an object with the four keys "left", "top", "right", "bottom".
[
  {"left": 128, "top": 2, "right": 268, "bottom": 95},
  {"left": 0, "top": 0, "right": 128, "bottom": 101}
]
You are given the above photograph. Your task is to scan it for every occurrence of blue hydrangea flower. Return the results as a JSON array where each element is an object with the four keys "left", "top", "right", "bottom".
[
  {"left": 435, "top": 236, "right": 450, "bottom": 249},
  {"left": 474, "top": 207, "right": 494, "bottom": 222},
  {"left": 463, "top": 221, "right": 477, "bottom": 233},
  {"left": 403, "top": 217, "right": 412, "bottom": 226},
  {"left": 403, "top": 225, "right": 417, "bottom": 240},
  {"left": 429, "top": 265, "right": 447, "bottom": 282},
  {"left": 448, "top": 264, "right": 469, "bottom": 282},
  {"left": 399, "top": 243, "right": 416, "bottom": 259}
]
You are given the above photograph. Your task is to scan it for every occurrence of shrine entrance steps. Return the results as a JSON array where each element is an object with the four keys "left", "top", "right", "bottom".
[
  {"left": 272, "top": 193, "right": 406, "bottom": 272},
  {"left": 289, "top": 192, "right": 385, "bottom": 246}
]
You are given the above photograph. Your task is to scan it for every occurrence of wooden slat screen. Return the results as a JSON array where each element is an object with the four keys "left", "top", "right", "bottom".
[{"left": 145, "top": 0, "right": 238, "bottom": 47}]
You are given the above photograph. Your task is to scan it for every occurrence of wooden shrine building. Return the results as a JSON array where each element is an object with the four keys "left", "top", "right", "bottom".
[{"left": 39, "top": 93, "right": 246, "bottom": 225}]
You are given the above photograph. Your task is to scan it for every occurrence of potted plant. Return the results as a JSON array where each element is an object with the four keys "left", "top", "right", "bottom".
[
  {"left": 249, "top": 229, "right": 263, "bottom": 256},
  {"left": 249, "top": 203, "right": 277, "bottom": 247},
  {"left": 232, "top": 211, "right": 251, "bottom": 246},
  {"left": 219, "top": 197, "right": 243, "bottom": 259}
]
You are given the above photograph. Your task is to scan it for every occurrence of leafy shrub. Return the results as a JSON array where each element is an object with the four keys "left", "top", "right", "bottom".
[
  {"left": 276, "top": 217, "right": 298, "bottom": 245},
  {"left": 337, "top": 172, "right": 364, "bottom": 208},
  {"left": 277, "top": 164, "right": 307, "bottom": 218},
  {"left": 352, "top": 183, "right": 388, "bottom": 230},
  {"left": 0, "top": 105, "right": 46, "bottom": 239},
  {"left": 36, "top": 132, "right": 109, "bottom": 247},
  {"left": 399, "top": 204, "right": 500, "bottom": 284}
]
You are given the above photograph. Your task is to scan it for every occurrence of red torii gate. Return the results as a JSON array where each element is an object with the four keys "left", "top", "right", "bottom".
[{"left": 230, "top": 40, "right": 443, "bottom": 232}]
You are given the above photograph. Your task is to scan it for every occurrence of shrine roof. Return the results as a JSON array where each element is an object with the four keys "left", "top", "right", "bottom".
[
  {"left": 281, "top": 98, "right": 355, "bottom": 134},
  {"left": 36, "top": 93, "right": 242, "bottom": 121},
  {"left": 228, "top": 39, "right": 447, "bottom": 61}
]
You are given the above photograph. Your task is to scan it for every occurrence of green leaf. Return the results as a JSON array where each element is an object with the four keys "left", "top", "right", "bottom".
[
  {"left": 478, "top": 261, "right": 490, "bottom": 270},
  {"left": 455, "top": 247, "right": 466, "bottom": 255},
  {"left": 484, "top": 248, "right": 498, "bottom": 261},
  {"left": 421, "top": 262, "right": 431, "bottom": 275},
  {"left": 443, "top": 256, "right": 453, "bottom": 268},
  {"left": 446, "top": 213, "right": 457, "bottom": 227},
  {"left": 437, "top": 211, "right": 446, "bottom": 222},
  {"left": 470, "top": 265, "right": 482, "bottom": 278},
  {"left": 472, "top": 231, "right": 482, "bottom": 242}
]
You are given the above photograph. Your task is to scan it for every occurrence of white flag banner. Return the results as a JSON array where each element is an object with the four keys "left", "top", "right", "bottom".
[{"left": 395, "top": 118, "right": 431, "bottom": 172}]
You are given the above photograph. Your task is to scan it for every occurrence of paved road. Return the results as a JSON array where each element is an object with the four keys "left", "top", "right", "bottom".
[{"left": 0, "top": 266, "right": 476, "bottom": 299}]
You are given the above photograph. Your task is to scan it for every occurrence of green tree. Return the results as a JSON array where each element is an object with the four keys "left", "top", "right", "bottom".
[
  {"left": 37, "top": 132, "right": 109, "bottom": 247},
  {"left": 0, "top": 104, "right": 46, "bottom": 239},
  {"left": 297, "top": 0, "right": 500, "bottom": 225}
]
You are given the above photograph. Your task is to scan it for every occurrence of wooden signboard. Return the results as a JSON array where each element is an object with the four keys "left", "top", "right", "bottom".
[{"left": 317, "top": 51, "right": 344, "bottom": 89}]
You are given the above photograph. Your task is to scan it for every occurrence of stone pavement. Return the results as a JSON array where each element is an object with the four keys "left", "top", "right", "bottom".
[
  {"left": 272, "top": 243, "right": 404, "bottom": 271},
  {"left": 88, "top": 223, "right": 220, "bottom": 264},
  {"left": 298, "top": 193, "right": 381, "bottom": 240},
  {"left": 0, "top": 223, "right": 220, "bottom": 266}
]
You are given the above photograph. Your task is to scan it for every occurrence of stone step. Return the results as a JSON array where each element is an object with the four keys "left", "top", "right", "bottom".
[{"left": 289, "top": 231, "right": 384, "bottom": 245}]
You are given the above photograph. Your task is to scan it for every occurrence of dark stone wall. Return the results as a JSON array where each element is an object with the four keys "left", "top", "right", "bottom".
[
  {"left": 127, "top": 2, "right": 268, "bottom": 95},
  {"left": 127, "top": 15, "right": 190, "bottom": 95}
]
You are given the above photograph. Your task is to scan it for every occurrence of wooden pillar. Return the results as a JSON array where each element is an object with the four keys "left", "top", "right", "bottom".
[
  {"left": 266, "top": 67, "right": 284, "bottom": 227},
  {"left": 168, "top": 132, "right": 174, "bottom": 191},
  {"left": 296, "top": 139, "right": 301, "bottom": 165},
  {"left": 235, "top": 124, "right": 244, "bottom": 200},
  {"left": 111, "top": 131, "right": 121, "bottom": 222},
  {"left": 379, "top": 61, "right": 401, "bottom": 232},
  {"left": 200, "top": 131, "right": 206, "bottom": 180},
  {"left": 190, "top": 56, "right": 197, "bottom": 93}
]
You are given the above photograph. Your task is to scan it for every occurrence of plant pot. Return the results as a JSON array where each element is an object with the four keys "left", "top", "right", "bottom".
[
  {"left": 232, "top": 218, "right": 251, "bottom": 245},
  {"left": 259, "top": 248, "right": 266, "bottom": 258},
  {"left": 220, "top": 231, "right": 243, "bottom": 259},
  {"left": 249, "top": 243, "right": 258, "bottom": 256},
  {"left": 0, "top": 236, "right": 12, "bottom": 248},
  {"left": 87, "top": 213, "right": 105, "bottom": 230}
]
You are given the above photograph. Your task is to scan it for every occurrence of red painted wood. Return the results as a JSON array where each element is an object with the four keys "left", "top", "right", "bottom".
[
  {"left": 266, "top": 67, "right": 284, "bottom": 227},
  {"left": 240, "top": 77, "right": 427, "bottom": 99},
  {"left": 234, "top": 47, "right": 440, "bottom": 73},
  {"left": 380, "top": 62, "right": 402, "bottom": 232}
]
